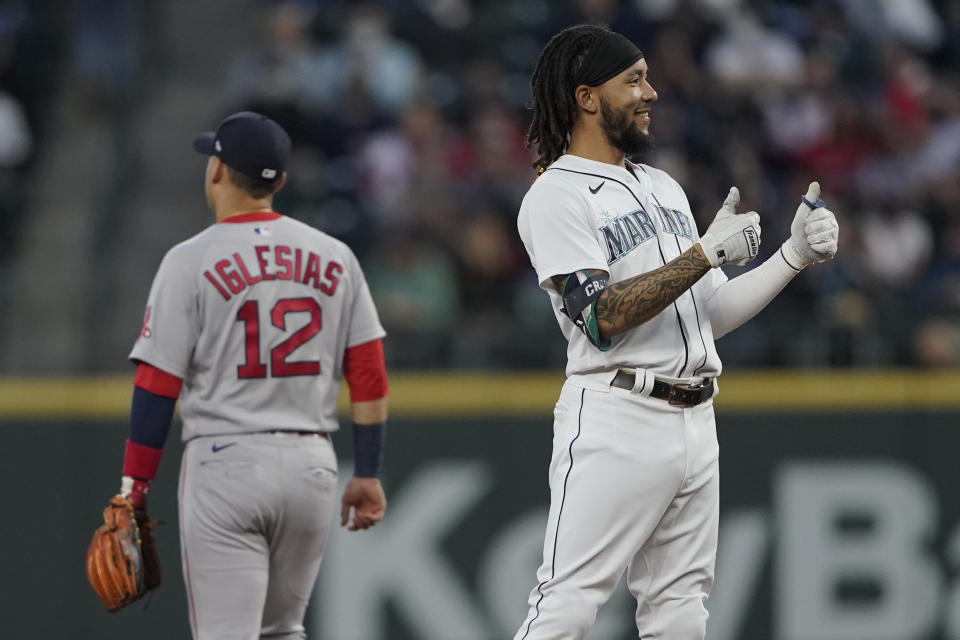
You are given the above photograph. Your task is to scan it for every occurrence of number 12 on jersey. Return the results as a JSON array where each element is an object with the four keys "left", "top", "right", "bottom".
[{"left": 236, "top": 297, "right": 323, "bottom": 378}]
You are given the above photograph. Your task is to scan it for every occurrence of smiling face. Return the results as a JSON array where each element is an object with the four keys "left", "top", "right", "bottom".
[{"left": 594, "top": 58, "right": 658, "bottom": 155}]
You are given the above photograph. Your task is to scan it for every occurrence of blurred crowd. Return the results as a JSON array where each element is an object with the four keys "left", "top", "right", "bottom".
[
  {"left": 9, "top": 0, "right": 960, "bottom": 369},
  {"left": 0, "top": 1, "right": 46, "bottom": 266}
]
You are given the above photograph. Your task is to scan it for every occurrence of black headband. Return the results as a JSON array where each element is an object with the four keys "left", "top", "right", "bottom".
[{"left": 573, "top": 31, "right": 644, "bottom": 87}]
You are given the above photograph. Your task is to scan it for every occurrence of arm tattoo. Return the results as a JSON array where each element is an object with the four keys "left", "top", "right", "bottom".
[{"left": 552, "top": 245, "right": 711, "bottom": 339}]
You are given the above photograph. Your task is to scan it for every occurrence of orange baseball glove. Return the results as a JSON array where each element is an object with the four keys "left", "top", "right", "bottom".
[{"left": 86, "top": 495, "right": 161, "bottom": 611}]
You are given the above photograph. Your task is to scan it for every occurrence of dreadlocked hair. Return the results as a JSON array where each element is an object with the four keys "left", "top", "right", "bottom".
[{"left": 526, "top": 24, "right": 611, "bottom": 174}]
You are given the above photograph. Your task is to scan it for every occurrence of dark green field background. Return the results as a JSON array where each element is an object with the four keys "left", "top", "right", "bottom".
[{"left": 2, "top": 408, "right": 958, "bottom": 639}]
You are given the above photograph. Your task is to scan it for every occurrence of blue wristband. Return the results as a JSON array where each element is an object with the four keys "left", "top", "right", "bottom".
[
  {"left": 353, "top": 421, "right": 386, "bottom": 478},
  {"left": 130, "top": 386, "right": 176, "bottom": 449}
]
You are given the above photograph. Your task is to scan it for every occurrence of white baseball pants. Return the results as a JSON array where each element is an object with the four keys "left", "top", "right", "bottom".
[
  {"left": 514, "top": 379, "right": 720, "bottom": 640},
  {"left": 178, "top": 432, "right": 338, "bottom": 639}
]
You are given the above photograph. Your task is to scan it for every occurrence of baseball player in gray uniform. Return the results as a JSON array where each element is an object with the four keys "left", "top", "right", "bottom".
[
  {"left": 513, "top": 25, "right": 839, "bottom": 639},
  {"left": 113, "top": 111, "right": 389, "bottom": 639}
]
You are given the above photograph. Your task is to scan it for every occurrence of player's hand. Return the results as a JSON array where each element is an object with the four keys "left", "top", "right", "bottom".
[
  {"left": 781, "top": 181, "right": 839, "bottom": 269},
  {"left": 340, "top": 476, "right": 386, "bottom": 531},
  {"left": 697, "top": 187, "right": 761, "bottom": 268}
]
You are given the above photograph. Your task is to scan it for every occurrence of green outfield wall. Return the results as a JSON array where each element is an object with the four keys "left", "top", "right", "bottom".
[{"left": 1, "top": 371, "right": 958, "bottom": 639}]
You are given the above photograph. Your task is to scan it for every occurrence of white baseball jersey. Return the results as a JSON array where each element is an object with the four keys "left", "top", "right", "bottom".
[
  {"left": 517, "top": 154, "right": 727, "bottom": 380},
  {"left": 130, "top": 212, "right": 385, "bottom": 441}
]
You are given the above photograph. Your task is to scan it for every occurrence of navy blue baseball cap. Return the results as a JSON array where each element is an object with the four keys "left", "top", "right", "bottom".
[{"left": 193, "top": 111, "right": 291, "bottom": 182}]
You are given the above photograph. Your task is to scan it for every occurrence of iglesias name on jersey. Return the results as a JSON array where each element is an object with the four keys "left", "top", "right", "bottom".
[
  {"left": 130, "top": 212, "right": 386, "bottom": 441},
  {"left": 517, "top": 154, "right": 727, "bottom": 381}
]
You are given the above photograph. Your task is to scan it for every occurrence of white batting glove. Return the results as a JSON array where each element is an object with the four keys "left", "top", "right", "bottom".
[
  {"left": 781, "top": 181, "right": 839, "bottom": 270},
  {"left": 698, "top": 187, "right": 761, "bottom": 268}
]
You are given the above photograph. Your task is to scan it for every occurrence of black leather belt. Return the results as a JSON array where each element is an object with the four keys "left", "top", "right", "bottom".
[{"left": 611, "top": 370, "right": 714, "bottom": 407}]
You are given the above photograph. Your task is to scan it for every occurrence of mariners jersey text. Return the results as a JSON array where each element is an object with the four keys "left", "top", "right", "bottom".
[{"left": 517, "top": 154, "right": 727, "bottom": 380}]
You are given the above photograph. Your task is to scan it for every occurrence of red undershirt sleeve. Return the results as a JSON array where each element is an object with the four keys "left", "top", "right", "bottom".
[
  {"left": 134, "top": 362, "right": 183, "bottom": 398},
  {"left": 343, "top": 338, "right": 388, "bottom": 402}
]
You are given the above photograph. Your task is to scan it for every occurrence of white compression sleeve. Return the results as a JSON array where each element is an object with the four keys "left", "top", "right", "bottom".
[{"left": 706, "top": 250, "right": 802, "bottom": 339}]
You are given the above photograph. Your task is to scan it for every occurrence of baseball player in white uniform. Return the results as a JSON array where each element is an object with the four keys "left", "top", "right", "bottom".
[
  {"left": 514, "top": 26, "right": 839, "bottom": 639},
  {"left": 114, "top": 111, "right": 389, "bottom": 639}
]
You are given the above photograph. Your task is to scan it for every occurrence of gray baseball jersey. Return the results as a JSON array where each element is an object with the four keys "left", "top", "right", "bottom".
[
  {"left": 518, "top": 154, "right": 727, "bottom": 381},
  {"left": 130, "top": 212, "right": 385, "bottom": 440}
]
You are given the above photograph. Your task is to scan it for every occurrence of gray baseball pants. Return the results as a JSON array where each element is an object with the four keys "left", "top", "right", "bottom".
[{"left": 178, "top": 431, "right": 338, "bottom": 639}]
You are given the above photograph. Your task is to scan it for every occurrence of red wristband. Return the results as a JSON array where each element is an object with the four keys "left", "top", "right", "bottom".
[
  {"left": 121, "top": 476, "right": 150, "bottom": 511},
  {"left": 122, "top": 439, "right": 164, "bottom": 481}
]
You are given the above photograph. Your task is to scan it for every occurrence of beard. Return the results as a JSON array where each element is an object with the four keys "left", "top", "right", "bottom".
[{"left": 599, "top": 96, "right": 656, "bottom": 157}]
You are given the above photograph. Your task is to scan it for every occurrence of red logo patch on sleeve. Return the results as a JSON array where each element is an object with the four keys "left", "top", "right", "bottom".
[{"left": 140, "top": 306, "right": 152, "bottom": 339}]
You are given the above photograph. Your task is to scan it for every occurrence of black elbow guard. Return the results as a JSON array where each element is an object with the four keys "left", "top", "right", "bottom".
[{"left": 560, "top": 270, "right": 612, "bottom": 351}]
